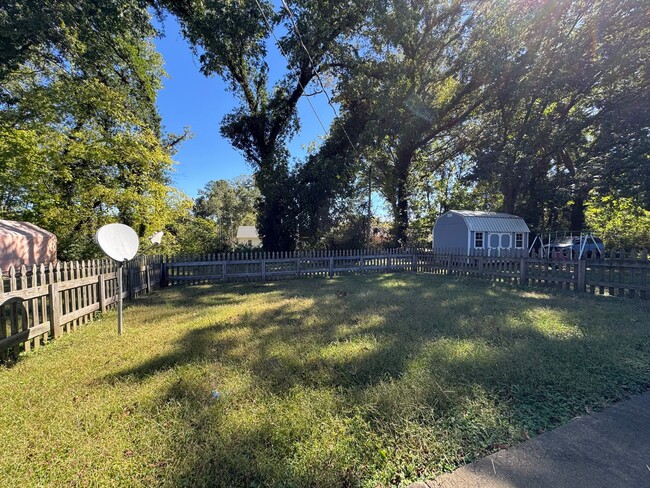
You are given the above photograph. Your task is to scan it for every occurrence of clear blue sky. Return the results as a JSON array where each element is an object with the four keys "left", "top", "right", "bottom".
[{"left": 153, "top": 15, "right": 335, "bottom": 199}]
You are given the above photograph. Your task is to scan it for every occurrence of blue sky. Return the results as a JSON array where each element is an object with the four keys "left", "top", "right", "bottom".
[{"left": 153, "top": 15, "right": 335, "bottom": 198}]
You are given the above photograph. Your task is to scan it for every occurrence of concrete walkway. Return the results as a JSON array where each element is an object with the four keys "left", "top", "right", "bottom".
[{"left": 410, "top": 391, "right": 650, "bottom": 488}]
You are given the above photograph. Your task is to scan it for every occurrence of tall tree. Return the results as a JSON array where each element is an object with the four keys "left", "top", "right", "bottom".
[
  {"left": 469, "top": 0, "right": 649, "bottom": 231},
  {"left": 330, "top": 0, "right": 499, "bottom": 244},
  {"left": 0, "top": 1, "right": 188, "bottom": 259},
  {"left": 159, "top": 0, "right": 371, "bottom": 250}
]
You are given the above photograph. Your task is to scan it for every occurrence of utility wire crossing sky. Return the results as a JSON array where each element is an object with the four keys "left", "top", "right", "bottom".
[{"left": 153, "top": 15, "right": 336, "bottom": 199}]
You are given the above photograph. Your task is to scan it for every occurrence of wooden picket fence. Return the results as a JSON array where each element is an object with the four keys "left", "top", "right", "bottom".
[
  {"left": 1, "top": 247, "right": 648, "bottom": 360},
  {"left": 0, "top": 256, "right": 162, "bottom": 360},
  {"left": 160, "top": 247, "right": 649, "bottom": 300}
]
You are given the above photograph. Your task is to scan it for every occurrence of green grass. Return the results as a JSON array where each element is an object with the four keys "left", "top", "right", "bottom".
[{"left": 1, "top": 274, "right": 649, "bottom": 487}]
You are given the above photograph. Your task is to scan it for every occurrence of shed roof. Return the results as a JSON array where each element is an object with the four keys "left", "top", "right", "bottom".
[
  {"left": 447, "top": 210, "right": 530, "bottom": 233},
  {"left": 0, "top": 220, "right": 56, "bottom": 239},
  {"left": 236, "top": 226, "right": 259, "bottom": 239}
]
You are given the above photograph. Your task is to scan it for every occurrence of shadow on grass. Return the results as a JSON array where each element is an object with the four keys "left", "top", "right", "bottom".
[{"left": 105, "top": 273, "right": 650, "bottom": 487}]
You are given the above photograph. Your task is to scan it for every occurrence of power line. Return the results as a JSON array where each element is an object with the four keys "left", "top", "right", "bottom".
[
  {"left": 279, "top": 0, "right": 360, "bottom": 157},
  {"left": 278, "top": 0, "right": 371, "bottom": 238},
  {"left": 251, "top": 0, "right": 329, "bottom": 136}
]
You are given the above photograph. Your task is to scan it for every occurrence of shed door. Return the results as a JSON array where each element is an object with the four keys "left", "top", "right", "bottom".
[{"left": 488, "top": 233, "right": 512, "bottom": 251}]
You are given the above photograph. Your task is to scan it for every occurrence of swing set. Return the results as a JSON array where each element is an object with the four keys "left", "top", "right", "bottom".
[{"left": 528, "top": 231, "right": 605, "bottom": 259}]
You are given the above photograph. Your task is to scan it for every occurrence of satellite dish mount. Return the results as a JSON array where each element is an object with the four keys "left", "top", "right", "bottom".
[{"left": 95, "top": 224, "right": 140, "bottom": 335}]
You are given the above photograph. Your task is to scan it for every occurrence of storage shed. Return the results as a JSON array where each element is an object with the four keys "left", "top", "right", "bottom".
[
  {"left": 0, "top": 220, "right": 57, "bottom": 272},
  {"left": 432, "top": 210, "right": 530, "bottom": 255}
]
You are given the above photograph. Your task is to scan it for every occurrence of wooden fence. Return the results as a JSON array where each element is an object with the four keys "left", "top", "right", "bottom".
[
  {"left": 0, "top": 256, "right": 162, "bottom": 360},
  {"left": 1, "top": 247, "right": 648, "bottom": 360},
  {"left": 161, "top": 248, "right": 649, "bottom": 300}
]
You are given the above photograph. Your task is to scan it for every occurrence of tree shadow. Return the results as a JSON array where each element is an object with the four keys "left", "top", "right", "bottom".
[{"left": 103, "top": 273, "right": 650, "bottom": 486}]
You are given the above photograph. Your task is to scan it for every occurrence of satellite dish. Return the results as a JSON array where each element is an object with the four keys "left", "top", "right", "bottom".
[
  {"left": 95, "top": 223, "right": 140, "bottom": 262},
  {"left": 149, "top": 231, "right": 164, "bottom": 246}
]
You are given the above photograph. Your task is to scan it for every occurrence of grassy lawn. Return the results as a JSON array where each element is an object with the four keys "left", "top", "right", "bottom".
[{"left": 1, "top": 274, "right": 649, "bottom": 487}]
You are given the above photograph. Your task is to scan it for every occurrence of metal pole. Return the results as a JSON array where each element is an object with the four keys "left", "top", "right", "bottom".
[
  {"left": 117, "top": 261, "right": 124, "bottom": 335},
  {"left": 367, "top": 163, "right": 372, "bottom": 245}
]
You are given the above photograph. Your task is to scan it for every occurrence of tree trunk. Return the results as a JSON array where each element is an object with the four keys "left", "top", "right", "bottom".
[
  {"left": 255, "top": 160, "right": 297, "bottom": 251},
  {"left": 570, "top": 196, "right": 585, "bottom": 231},
  {"left": 502, "top": 172, "right": 517, "bottom": 214},
  {"left": 392, "top": 149, "right": 413, "bottom": 246}
]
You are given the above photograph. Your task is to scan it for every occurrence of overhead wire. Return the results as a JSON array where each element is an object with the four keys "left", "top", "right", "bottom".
[
  {"left": 251, "top": 0, "right": 330, "bottom": 136},
  {"left": 278, "top": 0, "right": 360, "bottom": 157}
]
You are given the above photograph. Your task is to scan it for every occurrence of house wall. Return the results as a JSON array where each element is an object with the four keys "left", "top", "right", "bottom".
[
  {"left": 432, "top": 213, "right": 468, "bottom": 250},
  {"left": 236, "top": 237, "right": 262, "bottom": 247}
]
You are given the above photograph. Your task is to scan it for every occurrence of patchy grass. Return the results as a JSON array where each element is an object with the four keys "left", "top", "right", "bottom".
[{"left": 1, "top": 274, "right": 649, "bottom": 487}]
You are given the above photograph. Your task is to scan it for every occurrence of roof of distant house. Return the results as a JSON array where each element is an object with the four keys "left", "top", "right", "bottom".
[{"left": 236, "top": 226, "right": 259, "bottom": 239}]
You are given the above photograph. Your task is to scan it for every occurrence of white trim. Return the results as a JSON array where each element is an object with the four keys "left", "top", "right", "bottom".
[
  {"left": 515, "top": 232, "right": 524, "bottom": 249},
  {"left": 474, "top": 231, "right": 484, "bottom": 249}
]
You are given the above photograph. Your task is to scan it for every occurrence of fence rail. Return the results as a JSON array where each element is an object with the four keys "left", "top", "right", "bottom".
[
  {"left": 1, "top": 248, "right": 648, "bottom": 359},
  {"left": 160, "top": 248, "right": 649, "bottom": 300},
  {"left": 0, "top": 256, "right": 162, "bottom": 360}
]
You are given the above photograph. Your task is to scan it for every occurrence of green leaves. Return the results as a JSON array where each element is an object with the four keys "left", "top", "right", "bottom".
[
  {"left": 0, "top": 0, "right": 190, "bottom": 259},
  {"left": 585, "top": 194, "right": 650, "bottom": 249}
]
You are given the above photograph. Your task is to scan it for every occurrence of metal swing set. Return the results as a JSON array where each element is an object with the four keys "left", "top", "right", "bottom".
[{"left": 528, "top": 231, "right": 605, "bottom": 259}]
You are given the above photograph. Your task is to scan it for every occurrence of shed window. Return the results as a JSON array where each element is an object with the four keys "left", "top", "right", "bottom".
[
  {"left": 248, "top": 240, "right": 252, "bottom": 246},
  {"left": 515, "top": 233, "right": 524, "bottom": 249},
  {"left": 474, "top": 232, "right": 484, "bottom": 248}
]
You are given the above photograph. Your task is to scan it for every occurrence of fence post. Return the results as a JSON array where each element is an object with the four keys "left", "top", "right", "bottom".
[
  {"left": 477, "top": 256, "right": 485, "bottom": 276},
  {"left": 222, "top": 262, "right": 227, "bottom": 283},
  {"left": 48, "top": 283, "right": 62, "bottom": 339},
  {"left": 577, "top": 259, "right": 587, "bottom": 292},
  {"left": 261, "top": 258, "right": 266, "bottom": 281},
  {"left": 447, "top": 254, "right": 453, "bottom": 275},
  {"left": 412, "top": 254, "right": 417, "bottom": 273},
  {"left": 519, "top": 257, "right": 528, "bottom": 286},
  {"left": 159, "top": 261, "right": 165, "bottom": 288},
  {"left": 128, "top": 267, "right": 135, "bottom": 300},
  {"left": 329, "top": 256, "right": 334, "bottom": 278},
  {"left": 146, "top": 265, "right": 151, "bottom": 293},
  {"left": 98, "top": 275, "right": 106, "bottom": 313}
]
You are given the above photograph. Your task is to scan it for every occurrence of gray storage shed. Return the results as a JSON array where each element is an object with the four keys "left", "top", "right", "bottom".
[{"left": 432, "top": 210, "right": 530, "bottom": 255}]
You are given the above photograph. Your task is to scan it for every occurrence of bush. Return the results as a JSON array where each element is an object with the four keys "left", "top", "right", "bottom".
[{"left": 585, "top": 194, "right": 650, "bottom": 249}]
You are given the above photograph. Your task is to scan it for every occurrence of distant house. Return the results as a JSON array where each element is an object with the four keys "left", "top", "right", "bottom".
[
  {"left": 432, "top": 210, "right": 530, "bottom": 255},
  {"left": 235, "top": 226, "right": 262, "bottom": 247}
]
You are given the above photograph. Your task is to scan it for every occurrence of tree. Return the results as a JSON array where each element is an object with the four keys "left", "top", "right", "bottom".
[
  {"left": 194, "top": 176, "right": 260, "bottom": 244},
  {"left": 585, "top": 194, "right": 650, "bottom": 250},
  {"left": 158, "top": 0, "right": 372, "bottom": 250},
  {"left": 469, "top": 0, "right": 649, "bottom": 231},
  {"left": 329, "top": 0, "right": 500, "bottom": 244},
  {"left": 0, "top": 1, "right": 188, "bottom": 259}
]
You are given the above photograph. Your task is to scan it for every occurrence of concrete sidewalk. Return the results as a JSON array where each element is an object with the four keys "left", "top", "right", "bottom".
[{"left": 411, "top": 391, "right": 650, "bottom": 488}]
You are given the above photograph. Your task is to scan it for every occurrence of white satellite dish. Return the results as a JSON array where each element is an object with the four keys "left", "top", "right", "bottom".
[
  {"left": 94, "top": 223, "right": 140, "bottom": 336},
  {"left": 95, "top": 223, "right": 140, "bottom": 262},
  {"left": 149, "top": 231, "right": 164, "bottom": 246}
]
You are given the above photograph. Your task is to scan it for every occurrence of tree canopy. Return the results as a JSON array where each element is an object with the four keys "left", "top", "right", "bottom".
[
  {"left": 1, "top": 0, "right": 190, "bottom": 259},
  {"left": 2, "top": 0, "right": 647, "bottom": 254}
]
